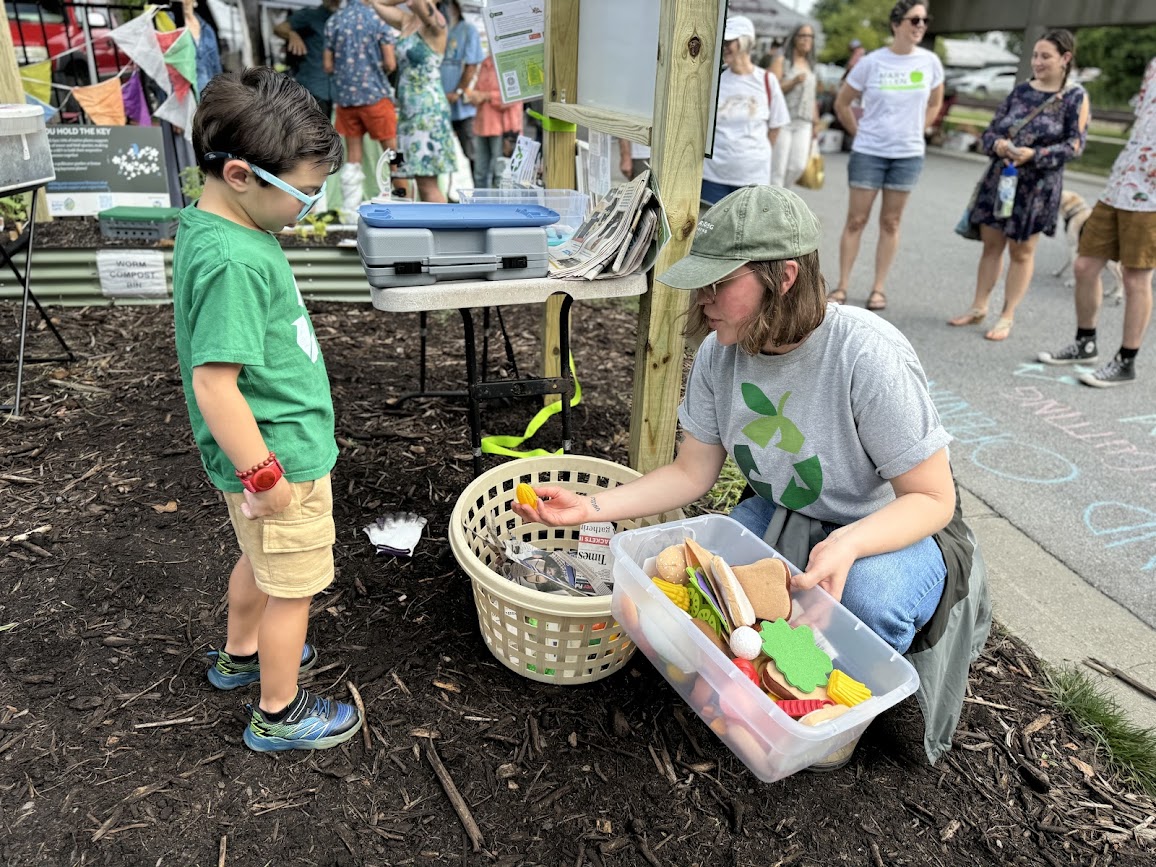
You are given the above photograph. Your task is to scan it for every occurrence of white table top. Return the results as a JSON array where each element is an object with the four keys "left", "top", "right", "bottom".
[{"left": 369, "top": 272, "right": 649, "bottom": 313}]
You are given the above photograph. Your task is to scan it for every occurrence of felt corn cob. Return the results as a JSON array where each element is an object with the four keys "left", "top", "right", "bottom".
[
  {"left": 515, "top": 483, "right": 538, "bottom": 507},
  {"left": 652, "top": 576, "right": 691, "bottom": 612}
]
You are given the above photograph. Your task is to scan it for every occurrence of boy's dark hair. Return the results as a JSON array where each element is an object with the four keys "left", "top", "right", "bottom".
[{"left": 192, "top": 67, "right": 344, "bottom": 181}]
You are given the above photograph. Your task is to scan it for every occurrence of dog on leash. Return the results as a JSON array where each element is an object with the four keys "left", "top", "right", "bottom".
[{"left": 1055, "top": 190, "right": 1123, "bottom": 304}]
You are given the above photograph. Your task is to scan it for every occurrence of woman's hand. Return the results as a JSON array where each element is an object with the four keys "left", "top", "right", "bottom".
[
  {"left": 510, "top": 485, "right": 592, "bottom": 527},
  {"left": 1010, "top": 146, "right": 1035, "bottom": 167},
  {"left": 789, "top": 530, "right": 857, "bottom": 602}
]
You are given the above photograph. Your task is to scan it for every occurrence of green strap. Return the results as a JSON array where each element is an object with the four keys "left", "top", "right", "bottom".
[
  {"left": 480, "top": 354, "right": 582, "bottom": 458},
  {"left": 527, "top": 109, "right": 578, "bottom": 134}
]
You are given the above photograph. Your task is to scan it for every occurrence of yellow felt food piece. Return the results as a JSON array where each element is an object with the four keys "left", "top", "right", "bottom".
[
  {"left": 827, "top": 669, "right": 871, "bottom": 707},
  {"left": 652, "top": 576, "right": 690, "bottom": 611},
  {"left": 515, "top": 483, "right": 538, "bottom": 506}
]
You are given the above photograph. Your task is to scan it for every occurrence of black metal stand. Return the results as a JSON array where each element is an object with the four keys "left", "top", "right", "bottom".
[{"left": 1, "top": 186, "right": 75, "bottom": 416}]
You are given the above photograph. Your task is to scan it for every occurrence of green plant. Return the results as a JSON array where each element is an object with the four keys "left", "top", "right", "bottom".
[
  {"left": 179, "top": 166, "right": 205, "bottom": 201},
  {"left": 0, "top": 194, "right": 31, "bottom": 227},
  {"left": 687, "top": 457, "right": 748, "bottom": 516},
  {"left": 1044, "top": 664, "right": 1156, "bottom": 797},
  {"left": 302, "top": 211, "right": 335, "bottom": 237}
]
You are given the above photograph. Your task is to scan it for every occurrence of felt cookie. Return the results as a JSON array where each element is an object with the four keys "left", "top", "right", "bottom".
[
  {"left": 800, "top": 703, "right": 850, "bottom": 726},
  {"left": 690, "top": 616, "right": 729, "bottom": 656},
  {"left": 758, "top": 619, "right": 832, "bottom": 693},
  {"left": 759, "top": 657, "right": 831, "bottom": 702},
  {"left": 732, "top": 557, "right": 792, "bottom": 623},
  {"left": 656, "top": 544, "right": 689, "bottom": 584}
]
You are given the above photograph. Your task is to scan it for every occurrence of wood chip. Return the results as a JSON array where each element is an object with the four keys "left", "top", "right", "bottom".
[{"left": 1023, "top": 714, "right": 1053, "bottom": 736}]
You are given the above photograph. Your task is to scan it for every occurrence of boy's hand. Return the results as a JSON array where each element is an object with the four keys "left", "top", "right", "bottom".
[
  {"left": 286, "top": 32, "right": 307, "bottom": 56},
  {"left": 510, "top": 486, "right": 590, "bottom": 527},
  {"left": 240, "top": 477, "right": 292, "bottom": 520}
]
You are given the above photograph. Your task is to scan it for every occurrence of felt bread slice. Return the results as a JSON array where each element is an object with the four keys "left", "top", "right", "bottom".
[
  {"left": 683, "top": 538, "right": 715, "bottom": 573},
  {"left": 690, "top": 617, "right": 730, "bottom": 656},
  {"left": 655, "top": 544, "right": 689, "bottom": 584},
  {"left": 759, "top": 658, "right": 831, "bottom": 702},
  {"left": 732, "top": 557, "right": 792, "bottom": 623},
  {"left": 710, "top": 555, "right": 756, "bottom": 628}
]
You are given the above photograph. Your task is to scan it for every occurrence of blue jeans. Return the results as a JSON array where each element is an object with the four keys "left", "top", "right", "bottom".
[
  {"left": 473, "top": 134, "right": 502, "bottom": 189},
  {"left": 729, "top": 497, "right": 945, "bottom": 654},
  {"left": 848, "top": 151, "right": 925, "bottom": 192},
  {"left": 700, "top": 178, "right": 741, "bottom": 206}
]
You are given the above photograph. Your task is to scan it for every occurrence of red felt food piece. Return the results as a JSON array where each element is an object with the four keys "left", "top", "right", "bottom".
[
  {"left": 732, "top": 657, "right": 759, "bottom": 685},
  {"left": 775, "top": 698, "right": 834, "bottom": 719}
]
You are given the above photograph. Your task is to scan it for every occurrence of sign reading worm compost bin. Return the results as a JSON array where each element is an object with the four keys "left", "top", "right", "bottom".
[
  {"left": 96, "top": 249, "right": 168, "bottom": 298},
  {"left": 45, "top": 126, "right": 170, "bottom": 216}
]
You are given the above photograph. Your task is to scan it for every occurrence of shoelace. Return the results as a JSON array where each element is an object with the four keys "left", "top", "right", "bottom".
[{"left": 1097, "top": 359, "right": 1125, "bottom": 379}]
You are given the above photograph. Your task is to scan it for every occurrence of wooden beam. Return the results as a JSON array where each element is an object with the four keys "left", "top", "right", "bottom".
[
  {"left": 544, "top": 102, "right": 651, "bottom": 147},
  {"left": 540, "top": 0, "right": 580, "bottom": 402},
  {"left": 628, "top": 0, "right": 719, "bottom": 474}
]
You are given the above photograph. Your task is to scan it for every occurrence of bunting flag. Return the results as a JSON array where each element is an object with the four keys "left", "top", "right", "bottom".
[
  {"left": 155, "top": 90, "right": 196, "bottom": 142},
  {"left": 19, "top": 60, "right": 53, "bottom": 105},
  {"left": 156, "top": 28, "right": 197, "bottom": 100},
  {"left": 72, "top": 77, "right": 127, "bottom": 126},
  {"left": 154, "top": 9, "right": 177, "bottom": 32},
  {"left": 25, "top": 94, "right": 58, "bottom": 122},
  {"left": 121, "top": 71, "right": 152, "bottom": 127},
  {"left": 108, "top": 9, "right": 170, "bottom": 94}
]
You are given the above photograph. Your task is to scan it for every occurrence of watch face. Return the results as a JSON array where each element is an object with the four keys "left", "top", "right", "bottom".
[{"left": 252, "top": 467, "right": 279, "bottom": 491}]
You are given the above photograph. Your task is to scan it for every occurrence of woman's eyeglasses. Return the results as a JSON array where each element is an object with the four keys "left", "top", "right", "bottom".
[
  {"left": 904, "top": 16, "right": 932, "bottom": 26},
  {"left": 699, "top": 269, "right": 754, "bottom": 303}
]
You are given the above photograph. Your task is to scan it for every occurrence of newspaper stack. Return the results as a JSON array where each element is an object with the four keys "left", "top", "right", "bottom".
[{"left": 549, "top": 170, "right": 667, "bottom": 280}]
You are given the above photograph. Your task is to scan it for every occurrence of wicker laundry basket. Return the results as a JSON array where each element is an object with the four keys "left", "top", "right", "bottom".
[{"left": 449, "top": 455, "right": 677, "bottom": 685}]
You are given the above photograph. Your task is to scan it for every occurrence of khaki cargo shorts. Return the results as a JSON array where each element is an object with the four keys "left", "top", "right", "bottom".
[
  {"left": 224, "top": 474, "right": 336, "bottom": 599},
  {"left": 1078, "top": 201, "right": 1156, "bottom": 270}
]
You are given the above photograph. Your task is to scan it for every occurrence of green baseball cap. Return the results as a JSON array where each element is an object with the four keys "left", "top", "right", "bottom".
[{"left": 658, "top": 185, "right": 822, "bottom": 290}]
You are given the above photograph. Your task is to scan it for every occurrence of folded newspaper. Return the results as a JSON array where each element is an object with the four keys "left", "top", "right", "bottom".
[{"left": 549, "top": 170, "right": 669, "bottom": 280}]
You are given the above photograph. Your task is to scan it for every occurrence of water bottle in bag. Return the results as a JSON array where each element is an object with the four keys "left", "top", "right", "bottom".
[{"left": 996, "top": 164, "right": 1018, "bottom": 219}]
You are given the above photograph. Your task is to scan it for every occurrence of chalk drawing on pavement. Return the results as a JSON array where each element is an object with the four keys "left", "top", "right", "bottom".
[{"left": 1083, "top": 502, "right": 1156, "bottom": 571}]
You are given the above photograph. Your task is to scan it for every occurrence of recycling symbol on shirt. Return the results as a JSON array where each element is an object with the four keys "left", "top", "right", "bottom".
[{"left": 732, "top": 383, "right": 824, "bottom": 510}]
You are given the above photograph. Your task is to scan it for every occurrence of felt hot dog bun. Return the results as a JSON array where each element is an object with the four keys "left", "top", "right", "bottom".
[{"left": 710, "top": 555, "right": 756, "bottom": 628}]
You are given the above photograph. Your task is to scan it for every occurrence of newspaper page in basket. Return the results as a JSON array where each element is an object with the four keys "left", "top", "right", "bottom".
[{"left": 548, "top": 171, "right": 666, "bottom": 280}]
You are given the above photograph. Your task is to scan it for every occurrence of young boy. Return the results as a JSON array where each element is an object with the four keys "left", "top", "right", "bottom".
[{"left": 174, "top": 68, "right": 361, "bottom": 752}]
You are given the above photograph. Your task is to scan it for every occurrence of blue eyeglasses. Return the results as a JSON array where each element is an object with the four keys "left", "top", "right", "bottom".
[{"left": 204, "top": 152, "right": 325, "bottom": 221}]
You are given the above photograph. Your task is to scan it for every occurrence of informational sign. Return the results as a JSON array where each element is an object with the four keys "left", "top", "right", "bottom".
[
  {"left": 96, "top": 249, "right": 168, "bottom": 298},
  {"left": 482, "top": 0, "right": 545, "bottom": 103},
  {"left": 46, "top": 126, "right": 170, "bottom": 216}
]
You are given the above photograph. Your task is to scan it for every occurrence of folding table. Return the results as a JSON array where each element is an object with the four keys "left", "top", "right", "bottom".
[
  {"left": 370, "top": 274, "right": 648, "bottom": 476},
  {"left": 1, "top": 185, "right": 75, "bottom": 416}
]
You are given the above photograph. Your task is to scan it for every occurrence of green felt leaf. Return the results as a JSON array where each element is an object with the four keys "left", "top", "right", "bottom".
[
  {"left": 741, "top": 382, "right": 778, "bottom": 416},
  {"left": 758, "top": 619, "right": 832, "bottom": 692}
]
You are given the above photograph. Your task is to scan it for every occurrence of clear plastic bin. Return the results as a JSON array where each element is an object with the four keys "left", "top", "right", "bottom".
[
  {"left": 458, "top": 188, "right": 590, "bottom": 245},
  {"left": 610, "top": 514, "right": 920, "bottom": 783}
]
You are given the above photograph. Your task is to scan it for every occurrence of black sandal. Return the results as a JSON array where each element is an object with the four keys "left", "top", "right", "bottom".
[
  {"left": 827, "top": 288, "right": 847, "bottom": 304},
  {"left": 866, "top": 291, "right": 887, "bottom": 311}
]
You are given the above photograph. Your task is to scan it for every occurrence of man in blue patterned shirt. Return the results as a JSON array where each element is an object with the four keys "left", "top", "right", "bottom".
[{"left": 324, "top": 0, "right": 397, "bottom": 220}]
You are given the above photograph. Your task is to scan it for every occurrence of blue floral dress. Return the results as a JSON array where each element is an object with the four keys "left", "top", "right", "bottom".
[
  {"left": 395, "top": 32, "right": 456, "bottom": 177},
  {"left": 969, "top": 82, "right": 1087, "bottom": 241}
]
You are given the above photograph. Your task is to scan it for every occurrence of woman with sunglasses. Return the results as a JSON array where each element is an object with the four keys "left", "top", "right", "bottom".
[
  {"left": 829, "top": 1, "right": 944, "bottom": 311},
  {"left": 770, "top": 24, "right": 820, "bottom": 187},
  {"left": 948, "top": 30, "right": 1089, "bottom": 341},
  {"left": 514, "top": 186, "right": 982, "bottom": 770},
  {"left": 700, "top": 16, "right": 790, "bottom": 206}
]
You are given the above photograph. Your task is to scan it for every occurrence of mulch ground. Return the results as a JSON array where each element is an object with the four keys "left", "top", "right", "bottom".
[{"left": 2, "top": 294, "right": 1155, "bottom": 867}]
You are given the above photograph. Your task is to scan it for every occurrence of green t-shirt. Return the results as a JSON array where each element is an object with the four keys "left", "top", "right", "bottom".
[{"left": 172, "top": 205, "right": 337, "bottom": 492}]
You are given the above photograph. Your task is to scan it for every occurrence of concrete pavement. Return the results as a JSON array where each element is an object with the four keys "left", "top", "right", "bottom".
[{"left": 796, "top": 147, "right": 1156, "bottom": 731}]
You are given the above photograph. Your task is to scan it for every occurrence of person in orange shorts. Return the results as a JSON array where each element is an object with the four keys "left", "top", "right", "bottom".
[{"left": 324, "top": 0, "right": 398, "bottom": 221}]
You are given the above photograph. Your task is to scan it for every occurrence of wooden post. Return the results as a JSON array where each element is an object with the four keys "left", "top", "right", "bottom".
[
  {"left": 627, "top": 0, "right": 718, "bottom": 473},
  {"left": 1, "top": 3, "right": 52, "bottom": 223},
  {"left": 540, "top": 0, "right": 580, "bottom": 401}
]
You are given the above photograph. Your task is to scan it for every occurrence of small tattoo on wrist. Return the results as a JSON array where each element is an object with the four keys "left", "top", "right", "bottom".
[{"left": 589, "top": 496, "right": 600, "bottom": 513}]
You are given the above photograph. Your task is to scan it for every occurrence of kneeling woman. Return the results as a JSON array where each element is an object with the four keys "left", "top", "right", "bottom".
[{"left": 513, "top": 186, "right": 973, "bottom": 661}]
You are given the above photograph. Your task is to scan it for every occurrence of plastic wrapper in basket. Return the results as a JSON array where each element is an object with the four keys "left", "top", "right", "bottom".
[{"left": 449, "top": 456, "right": 679, "bottom": 685}]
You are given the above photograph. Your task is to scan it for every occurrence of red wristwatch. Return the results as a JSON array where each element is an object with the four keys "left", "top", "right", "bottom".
[{"left": 235, "top": 453, "right": 284, "bottom": 493}]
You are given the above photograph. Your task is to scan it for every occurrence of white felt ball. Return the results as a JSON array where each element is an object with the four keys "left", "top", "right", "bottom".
[{"left": 729, "top": 625, "right": 762, "bottom": 660}]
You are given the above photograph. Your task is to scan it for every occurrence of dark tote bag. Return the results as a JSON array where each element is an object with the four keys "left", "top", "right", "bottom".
[{"left": 953, "top": 86, "right": 1072, "bottom": 242}]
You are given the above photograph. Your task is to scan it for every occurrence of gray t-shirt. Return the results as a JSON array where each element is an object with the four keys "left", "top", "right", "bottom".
[{"left": 678, "top": 304, "right": 951, "bottom": 525}]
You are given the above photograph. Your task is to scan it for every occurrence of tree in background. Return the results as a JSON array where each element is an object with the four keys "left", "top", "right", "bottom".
[
  {"left": 1073, "top": 26, "right": 1156, "bottom": 109},
  {"left": 812, "top": 0, "right": 895, "bottom": 63}
]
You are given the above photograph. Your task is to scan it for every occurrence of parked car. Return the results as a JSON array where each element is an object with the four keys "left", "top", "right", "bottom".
[
  {"left": 6, "top": 1, "right": 122, "bottom": 83},
  {"left": 953, "top": 64, "right": 1018, "bottom": 99}
]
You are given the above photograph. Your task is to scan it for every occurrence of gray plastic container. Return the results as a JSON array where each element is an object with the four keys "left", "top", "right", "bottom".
[
  {"left": 357, "top": 221, "right": 548, "bottom": 288},
  {"left": 0, "top": 104, "right": 55, "bottom": 194}
]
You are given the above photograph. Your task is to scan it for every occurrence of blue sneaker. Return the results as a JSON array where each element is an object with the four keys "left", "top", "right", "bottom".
[
  {"left": 206, "top": 644, "right": 318, "bottom": 690},
  {"left": 243, "top": 687, "right": 363, "bottom": 752}
]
